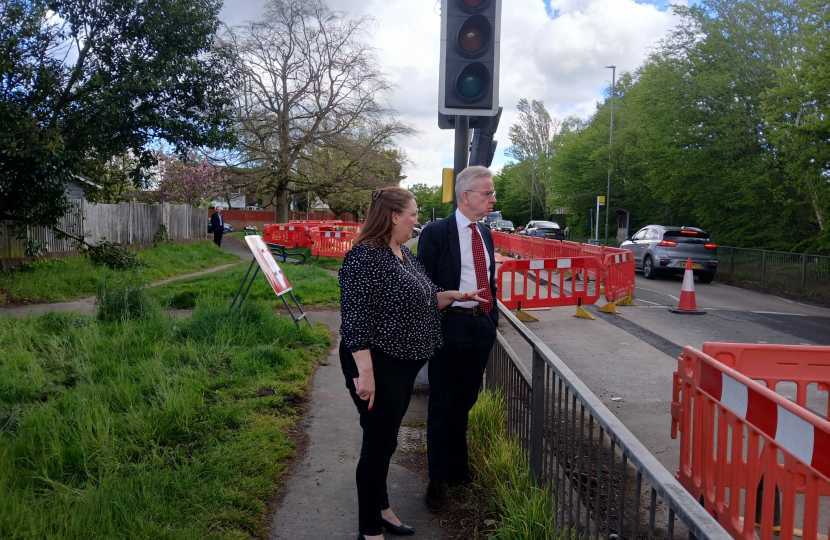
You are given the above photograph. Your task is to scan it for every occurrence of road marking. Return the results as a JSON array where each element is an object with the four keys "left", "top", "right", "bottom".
[
  {"left": 752, "top": 311, "right": 810, "bottom": 317},
  {"left": 637, "top": 299, "right": 661, "bottom": 305}
]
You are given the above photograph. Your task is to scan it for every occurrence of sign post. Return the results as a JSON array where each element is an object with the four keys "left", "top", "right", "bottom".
[
  {"left": 595, "top": 195, "right": 605, "bottom": 242},
  {"left": 230, "top": 235, "right": 311, "bottom": 328}
]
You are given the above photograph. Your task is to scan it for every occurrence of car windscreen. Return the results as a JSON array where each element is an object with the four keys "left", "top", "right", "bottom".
[
  {"left": 497, "top": 221, "right": 513, "bottom": 227},
  {"left": 536, "top": 221, "right": 560, "bottom": 229},
  {"left": 663, "top": 230, "right": 711, "bottom": 242}
]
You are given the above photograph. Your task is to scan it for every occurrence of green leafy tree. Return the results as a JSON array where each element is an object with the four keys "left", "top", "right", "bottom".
[
  {"left": 0, "top": 0, "right": 235, "bottom": 231},
  {"left": 408, "top": 183, "right": 451, "bottom": 223}
]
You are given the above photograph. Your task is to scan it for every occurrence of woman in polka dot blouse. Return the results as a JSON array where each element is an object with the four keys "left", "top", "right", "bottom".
[{"left": 338, "top": 187, "right": 488, "bottom": 540}]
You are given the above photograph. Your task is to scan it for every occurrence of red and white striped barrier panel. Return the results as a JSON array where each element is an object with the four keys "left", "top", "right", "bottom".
[
  {"left": 671, "top": 344, "right": 830, "bottom": 540},
  {"left": 309, "top": 229, "right": 357, "bottom": 258},
  {"left": 603, "top": 250, "right": 635, "bottom": 302},
  {"left": 496, "top": 257, "right": 603, "bottom": 310}
]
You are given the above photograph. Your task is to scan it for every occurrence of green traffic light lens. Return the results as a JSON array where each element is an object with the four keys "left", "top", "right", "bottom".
[
  {"left": 456, "top": 15, "right": 492, "bottom": 57},
  {"left": 455, "top": 63, "right": 490, "bottom": 101}
]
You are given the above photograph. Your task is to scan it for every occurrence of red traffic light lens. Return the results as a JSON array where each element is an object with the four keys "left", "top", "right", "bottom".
[
  {"left": 456, "top": 15, "right": 492, "bottom": 57},
  {"left": 459, "top": 0, "right": 487, "bottom": 9}
]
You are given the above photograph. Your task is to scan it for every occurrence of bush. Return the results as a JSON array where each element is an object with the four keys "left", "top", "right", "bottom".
[
  {"left": 86, "top": 240, "right": 143, "bottom": 271},
  {"left": 1, "top": 257, "right": 65, "bottom": 276},
  {"left": 153, "top": 224, "right": 170, "bottom": 246}
]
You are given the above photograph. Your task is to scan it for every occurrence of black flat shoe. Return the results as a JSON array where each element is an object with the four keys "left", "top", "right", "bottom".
[{"left": 381, "top": 518, "right": 415, "bottom": 536}]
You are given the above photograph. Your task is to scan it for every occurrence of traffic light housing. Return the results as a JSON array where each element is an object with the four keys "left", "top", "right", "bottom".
[{"left": 439, "top": 0, "right": 501, "bottom": 116}]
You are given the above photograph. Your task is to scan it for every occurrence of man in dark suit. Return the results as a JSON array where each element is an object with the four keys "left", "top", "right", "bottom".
[
  {"left": 210, "top": 206, "right": 224, "bottom": 247},
  {"left": 416, "top": 165, "right": 499, "bottom": 511}
]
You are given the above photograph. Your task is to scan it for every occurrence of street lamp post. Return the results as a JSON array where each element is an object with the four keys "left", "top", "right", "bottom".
[
  {"left": 605, "top": 65, "right": 616, "bottom": 246},
  {"left": 530, "top": 155, "right": 535, "bottom": 220}
]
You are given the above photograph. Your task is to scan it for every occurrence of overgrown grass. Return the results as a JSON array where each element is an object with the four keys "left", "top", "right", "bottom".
[
  {"left": 0, "top": 286, "right": 330, "bottom": 539},
  {"left": 0, "top": 241, "right": 240, "bottom": 304},
  {"left": 468, "top": 391, "right": 558, "bottom": 539},
  {"left": 149, "top": 262, "right": 341, "bottom": 309},
  {"left": 230, "top": 232, "right": 343, "bottom": 271}
]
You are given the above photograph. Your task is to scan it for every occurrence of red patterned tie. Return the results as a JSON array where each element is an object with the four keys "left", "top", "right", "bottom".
[{"left": 469, "top": 223, "right": 493, "bottom": 313}]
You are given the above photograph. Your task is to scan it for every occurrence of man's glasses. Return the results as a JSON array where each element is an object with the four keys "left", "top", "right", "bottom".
[{"left": 465, "top": 190, "right": 497, "bottom": 199}]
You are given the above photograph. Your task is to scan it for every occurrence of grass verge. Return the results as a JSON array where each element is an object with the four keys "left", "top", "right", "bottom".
[
  {"left": 149, "top": 262, "right": 341, "bottom": 309},
  {"left": 0, "top": 286, "right": 331, "bottom": 539},
  {"left": 0, "top": 241, "right": 240, "bottom": 304},
  {"left": 467, "top": 391, "right": 558, "bottom": 539},
  {"left": 230, "top": 232, "right": 343, "bottom": 271}
]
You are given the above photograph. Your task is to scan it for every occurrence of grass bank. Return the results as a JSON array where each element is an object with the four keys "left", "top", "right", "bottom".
[
  {"left": 0, "top": 287, "right": 330, "bottom": 539},
  {"left": 149, "top": 262, "right": 341, "bottom": 309},
  {"left": 230, "top": 232, "right": 343, "bottom": 271},
  {"left": 0, "top": 241, "right": 240, "bottom": 304},
  {"left": 467, "top": 391, "right": 557, "bottom": 539}
]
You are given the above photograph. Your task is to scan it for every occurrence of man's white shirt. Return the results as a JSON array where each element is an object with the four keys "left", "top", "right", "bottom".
[{"left": 453, "top": 208, "right": 491, "bottom": 308}]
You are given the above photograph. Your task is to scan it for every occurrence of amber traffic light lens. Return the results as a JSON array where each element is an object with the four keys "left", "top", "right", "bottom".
[
  {"left": 456, "top": 15, "right": 491, "bottom": 57},
  {"left": 459, "top": 27, "right": 483, "bottom": 53}
]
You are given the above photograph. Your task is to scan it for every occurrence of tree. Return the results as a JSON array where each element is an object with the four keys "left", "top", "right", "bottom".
[
  {"left": 223, "top": 0, "right": 412, "bottom": 222},
  {"left": 136, "top": 152, "right": 228, "bottom": 206},
  {"left": 0, "top": 0, "right": 236, "bottom": 230},
  {"left": 409, "top": 183, "right": 452, "bottom": 223}
]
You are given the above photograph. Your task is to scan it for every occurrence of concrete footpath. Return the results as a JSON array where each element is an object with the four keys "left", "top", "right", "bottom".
[{"left": 271, "top": 310, "right": 443, "bottom": 539}]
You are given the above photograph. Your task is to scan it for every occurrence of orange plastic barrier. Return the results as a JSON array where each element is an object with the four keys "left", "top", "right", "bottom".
[
  {"left": 671, "top": 344, "right": 830, "bottom": 540},
  {"left": 309, "top": 229, "right": 357, "bottom": 258},
  {"left": 492, "top": 231, "right": 509, "bottom": 251},
  {"left": 496, "top": 257, "right": 603, "bottom": 310},
  {"left": 603, "top": 250, "right": 636, "bottom": 302},
  {"left": 561, "top": 240, "right": 583, "bottom": 258},
  {"left": 509, "top": 235, "right": 522, "bottom": 257},
  {"left": 581, "top": 243, "right": 604, "bottom": 262},
  {"left": 531, "top": 237, "right": 546, "bottom": 259},
  {"left": 544, "top": 239, "right": 562, "bottom": 259},
  {"left": 521, "top": 236, "right": 533, "bottom": 258}
]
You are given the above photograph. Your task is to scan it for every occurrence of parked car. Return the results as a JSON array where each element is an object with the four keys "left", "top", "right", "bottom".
[
  {"left": 484, "top": 211, "right": 503, "bottom": 228},
  {"left": 492, "top": 220, "right": 516, "bottom": 233},
  {"left": 207, "top": 219, "right": 233, "bottom": 234},
  {"left": 620, "top": 225, "right": 717, "bottom": 283},
  {"left": 412, "top": 222, "right": 422, "bottom": 237},
  {"left": 519, "top": 220, "right": 564, "bottom": 240}
]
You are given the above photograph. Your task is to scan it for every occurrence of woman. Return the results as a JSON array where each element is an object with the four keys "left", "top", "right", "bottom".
[{"left": 339, "top": 187, "right": 488, "bottom": 540}]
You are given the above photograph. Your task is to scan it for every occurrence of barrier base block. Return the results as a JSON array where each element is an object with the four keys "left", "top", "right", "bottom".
[
  {"left": 668, "top": 307, "right": 706, "bottom": 315},
  {"left": 616, "top": 295, "right": 637, "bottom": 307},
  {"left": 573, "top": 305, "right": 596, "bottom": 320},
  {"left": 515, "top": 309, "right": 539, "bottom": 322},
  {"left": 598, "top": 302, "right": 621, "bottom": 314}
]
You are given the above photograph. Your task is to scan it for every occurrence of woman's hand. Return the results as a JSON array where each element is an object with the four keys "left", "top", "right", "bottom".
[
  {"left": 353, "top": 371, "right": 376, "bottom": 410},
  {"left": 437, "top": 288, "right": 491, "bottom": 309}
]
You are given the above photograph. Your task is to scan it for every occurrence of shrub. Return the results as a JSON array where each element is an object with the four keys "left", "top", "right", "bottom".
[
  {"left": 86, "top": 240, "right": 143, "bottom": 271},
  {"left": 153, "top": 223, "right": 171, "bottom": 246},
  {"left": 2, "top": 257, "right": 65, "bottom": 276}
]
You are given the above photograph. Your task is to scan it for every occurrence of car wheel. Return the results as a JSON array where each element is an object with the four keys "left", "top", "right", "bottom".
[
  {"left": 698, "top": 273, "right": 715, "bottom": 284},
  {"left": 643, "top": 256, "right": 656, "bottom": 279}
]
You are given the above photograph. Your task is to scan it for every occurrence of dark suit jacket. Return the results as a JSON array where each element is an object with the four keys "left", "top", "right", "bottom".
[
  {"left": 210, "top": 212, "right": 224, "bottom": 233},
  {"left": 417, "top": 212, "right": 498, "bottom": 345}
]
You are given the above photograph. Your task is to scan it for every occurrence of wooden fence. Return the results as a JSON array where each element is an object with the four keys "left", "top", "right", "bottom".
[{"left": 1, "top": 199, "right": 207, "bottom": 261}]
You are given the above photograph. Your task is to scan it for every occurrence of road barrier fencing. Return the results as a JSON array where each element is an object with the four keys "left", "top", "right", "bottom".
[
  {"left": 487, "top": 302, "right": 732, "bottom": 540},
  {"left": 718, "top": 246, "right": 830, "bottom": 296},
  {"left": 671, "top": 343, "right": 830, "bottom": 540},
  {"left": 497, "top": 257, "right": 603, "bottom": 310}
]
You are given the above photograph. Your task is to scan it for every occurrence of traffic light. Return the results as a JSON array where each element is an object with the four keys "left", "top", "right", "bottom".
[{"left": 439, "top": 0, "right": 501, "bottom": 116}]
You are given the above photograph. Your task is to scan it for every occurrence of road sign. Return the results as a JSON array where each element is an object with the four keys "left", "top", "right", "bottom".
[
  {"left": 442, "top": 168, "right": 454, "bottom": 203},
  {"left": 439, "top": 0, "right": 501, "bottom": 116}
]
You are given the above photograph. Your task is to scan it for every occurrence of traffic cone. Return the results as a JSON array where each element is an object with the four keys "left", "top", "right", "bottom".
[{"left": 669, "top": 258, "right": 706, "bottom": 315}]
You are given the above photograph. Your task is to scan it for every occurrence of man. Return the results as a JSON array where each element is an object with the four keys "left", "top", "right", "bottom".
[
  {"left": 416, "top": 165, "right": 499, "bottom": 511},
  {"left": 210, "top": 206, "right": 224, "bottom": 247}
]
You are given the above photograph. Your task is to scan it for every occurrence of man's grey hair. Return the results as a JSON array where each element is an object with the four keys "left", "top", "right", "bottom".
[{"left": 455, "top": 165, "right": 493, "bottom": 200}]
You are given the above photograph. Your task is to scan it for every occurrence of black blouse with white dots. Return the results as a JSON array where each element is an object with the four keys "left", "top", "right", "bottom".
[{"left": 339, "top": 243, "right": 443, "bottom": 361}]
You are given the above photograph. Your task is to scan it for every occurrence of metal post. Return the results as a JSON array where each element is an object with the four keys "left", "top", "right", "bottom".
[
  {"left": 529, "top": 346, "right": 545, "bottom": 486},
  {"left": 605, "top": 65, "right": 616, "bottom": 246},
  {"left": 801, "top": 253, "right": 807, "bottom": 290},
  {"left": 730, "top": 247, "right": 735, "bottom": 274},
  {"left": 530, "top": 156, "right": 535, "bottom": 220},
  {"left": 452, "top": 116, "right": 470, "bottom": 212},
  {"left": 761, "top": 250, "right": 767, "bottom": 282},
  {"left": 595, "top": 196, "right": 601, "bottom": 241}
]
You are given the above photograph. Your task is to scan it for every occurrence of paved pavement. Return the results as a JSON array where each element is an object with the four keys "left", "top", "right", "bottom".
[{"left": 270, "top": 310, "right": 442, "bottom": 540}]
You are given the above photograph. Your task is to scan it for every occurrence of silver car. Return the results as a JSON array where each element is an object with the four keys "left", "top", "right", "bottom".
[{"left": 621, "top": 225, "right": 718, "bottom": 283}]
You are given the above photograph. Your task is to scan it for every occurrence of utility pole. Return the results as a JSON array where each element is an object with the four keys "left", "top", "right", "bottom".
[
  {"left": 530, "top": 155, "right": 535, "bottom": 220},
  {"left": 605, "top": 65, "right": 615, "bottom": 246}
]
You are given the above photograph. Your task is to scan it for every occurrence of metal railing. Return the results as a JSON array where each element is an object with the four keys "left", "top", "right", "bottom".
[
  {"left": 718, "top": 246, "right": 830, "bottom": 294},
  {"left": 485, "top": 302, "right": 731, "bottom": 540}
]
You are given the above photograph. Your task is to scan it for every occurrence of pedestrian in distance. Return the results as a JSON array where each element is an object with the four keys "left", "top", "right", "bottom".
[
  {"left": 416, "top": 165, "right": 499, "bottom": 511},
  {"left": 338, "top": 186, "right": 489, "bottom": 540},
  {"left": 210, "top": 206, "right": 224, "bottom": 247}
]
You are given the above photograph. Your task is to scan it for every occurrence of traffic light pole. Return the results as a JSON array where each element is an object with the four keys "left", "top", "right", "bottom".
[{"left": 452, "top": 115, "right": 470, "bottom": 212}]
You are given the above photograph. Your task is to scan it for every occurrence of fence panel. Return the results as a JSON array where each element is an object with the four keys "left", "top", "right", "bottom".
[
  {"left": 486, "top": 303, "right": 731, "bottom": 540},
  {"left": 717, "top": 246, "right": 830, "bottom": 294}
]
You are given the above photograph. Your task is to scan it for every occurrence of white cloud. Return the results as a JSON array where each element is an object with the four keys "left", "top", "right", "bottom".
[{"left": 220, "top": 0, "right": 684, "bottom": 187}]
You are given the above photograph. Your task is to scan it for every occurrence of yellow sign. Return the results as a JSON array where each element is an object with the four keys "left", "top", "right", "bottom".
[
  {"left": 442, "top": 168, "right": 454, "bottom": 203},
  {"left": 599, "top": 196, "right": 606, "bottom": 204}
]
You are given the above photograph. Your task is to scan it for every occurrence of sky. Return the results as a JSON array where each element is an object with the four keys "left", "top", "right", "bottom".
[{"left": 219, "top": 0, "right": 688, "bottom": 188}]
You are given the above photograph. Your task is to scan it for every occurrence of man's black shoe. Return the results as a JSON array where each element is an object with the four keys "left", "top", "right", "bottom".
[
  {"left": 424, "top": 481, "right": 447, "bottom": 512},
  {"left": 381, "top": 518, "right": 415, "bottom": 535}
]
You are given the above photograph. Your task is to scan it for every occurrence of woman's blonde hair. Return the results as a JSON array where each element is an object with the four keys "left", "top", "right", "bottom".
[{"left": 354, "top": 187, "right": 415, "bottom": 248}]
